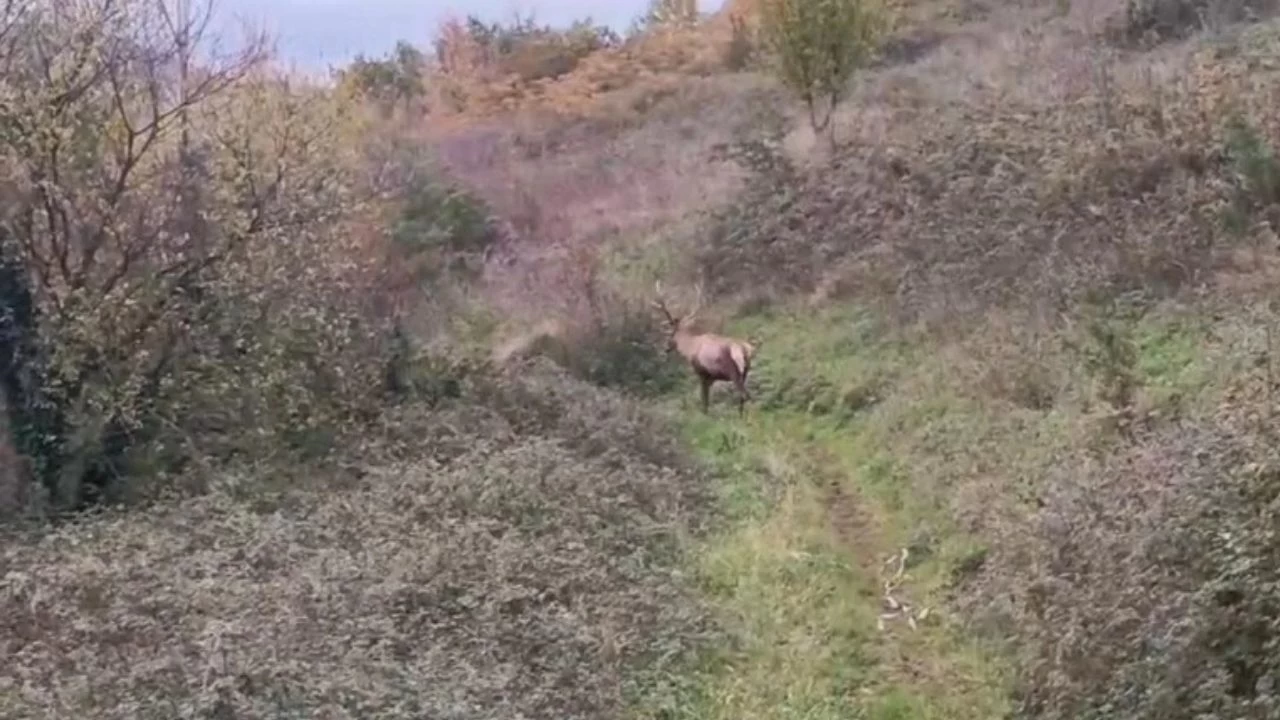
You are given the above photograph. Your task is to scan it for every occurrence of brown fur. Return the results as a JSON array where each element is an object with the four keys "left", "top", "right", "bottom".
[{"left": 653, "top": 282, "right": 759, "bottom": 416}]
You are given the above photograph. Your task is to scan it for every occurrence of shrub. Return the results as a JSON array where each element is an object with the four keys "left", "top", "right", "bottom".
[
  {"left": 723, "top": 13, "right": 758, "bottom": 70},
  {"left": 566, "top": 297, "right": 686, "bottom": 396},
  {"left": 1110, "top": 0, "right": 1275, "bottom": 46},
  {"left": 0, "top": 369, "right": 716, "bottom": 718},
  {"left": 758, "top": 0, "right": 889, "bottom": 145},
  {"left": 495, "top": 291, "right": 685, "bottom": 398},
  {"left": 0, "top": 0, "right": 405, "bottom": 511},
  {"left": 1070, "top": 292, "right": 1144, "bottom": 411},
  {"left": 391, "top": 174, "right": 497, "bottom": 282},
  {"left": 337, "top": 41, "right": 428, "bottom": 113},
  {"left": 1003, "top": 413, "right": 1280, "bottom": 720},
  {"left": 1223, "top": 113, "right": 1280, "bottom": 234}
]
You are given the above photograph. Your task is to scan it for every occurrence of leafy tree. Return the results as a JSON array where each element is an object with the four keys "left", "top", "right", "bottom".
[
  {"left": 434, "top": 12, "right": 619, "bottom": 83},
  {"left": 339, "top": 41, "right": 427, "bottom": 113},
  {"left": 0, "top": 0, "right": 391, "bottom": 512},
  {"left": 759, "top": 0, "right": 889, "bottom": 147}
]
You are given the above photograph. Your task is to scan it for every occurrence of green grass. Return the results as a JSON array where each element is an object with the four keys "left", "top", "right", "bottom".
[
  {"left": 1130, "top": 311, "right": 1216, "bottom": 414},
  {"left": 630, "top": 304, "right": 1015, "bottom": 719},
  {"left": 637, "top": 298, "right": 1245, "bottom": 719}
]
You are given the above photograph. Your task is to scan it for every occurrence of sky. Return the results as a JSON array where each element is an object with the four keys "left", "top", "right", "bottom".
[{"left": 210, "top": 0, "right": 726, "bottom": 71}]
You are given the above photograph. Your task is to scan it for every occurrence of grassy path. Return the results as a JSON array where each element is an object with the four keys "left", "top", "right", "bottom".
[{"left": 634, "top": 305, "right": 1013, "bottom": 719}]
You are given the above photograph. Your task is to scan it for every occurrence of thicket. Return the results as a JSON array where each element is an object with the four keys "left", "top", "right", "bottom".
[
  {"left": 1110, "top": 0, "right": 1278, "bottom": 46},
  {"left": 433, "top": 13, "right": 621, "bottom": 90},
  {"left": 0, "top": 0, "right": 491, "bottom": 515},
  {"left": 336, "top": 41, "right": 428, "bottom": 114},
  {"left": 0, "top": 358, "right": 718, "bottom": 719}
]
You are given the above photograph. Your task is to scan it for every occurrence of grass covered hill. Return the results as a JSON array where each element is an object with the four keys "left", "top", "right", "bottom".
[{"left": 6, "top": 0, "right": 1280, "bottom": 718}]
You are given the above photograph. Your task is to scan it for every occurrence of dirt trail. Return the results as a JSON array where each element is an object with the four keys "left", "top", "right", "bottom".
[{"left": 805, "top": 445, "right": 884, "bottom": 569}]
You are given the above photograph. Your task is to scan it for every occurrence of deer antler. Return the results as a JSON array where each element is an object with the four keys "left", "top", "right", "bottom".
[
  {"left": 652, "top": 280, "right": 677, "bottom": 326},
  {"left": 686, "top": 281, "right": 705, "bottom": 325}
]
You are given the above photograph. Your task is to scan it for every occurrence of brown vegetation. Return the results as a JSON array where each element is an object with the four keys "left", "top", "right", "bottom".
[
  {"left": 0, "top": 360, "right": 715, "bottom": 719},
  {"left": 9, "top": 0, "right": 1280, "bottom": 716}
]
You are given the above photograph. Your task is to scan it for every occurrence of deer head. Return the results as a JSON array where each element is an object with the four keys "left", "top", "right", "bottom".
[{"left": 651, "top": 280, "right": 702, "bottom": 353}]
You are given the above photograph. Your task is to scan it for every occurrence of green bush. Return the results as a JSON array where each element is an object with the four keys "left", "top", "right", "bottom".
[
  {"left": 1223, "top": 113, "right": 1280, "bottom": 234},
  {"left": 758, "top": 0, "right": 888, "bottom": 143},
  {"left": 566, "top": 299, "right": 687, "bottom": 397},
  {"left": 337, "top": 41, "right": 427, "bottom": 111},
  {"left": 1072, "top": 293, "right": 1143, "bottom": 410},
  {"left": 723, "top": 13, "right": 758, "bottom": 71},
  {"left": 392, "top": 176, "right": 497, "bottom": 281}
]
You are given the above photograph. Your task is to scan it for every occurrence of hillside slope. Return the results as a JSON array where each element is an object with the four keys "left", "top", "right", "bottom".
[
  {"left": 625, "top": 6, "right": 1280, "bottom": 719},
  {"left": 8, "top": 1, "right": 1280, "bottom": 719}
]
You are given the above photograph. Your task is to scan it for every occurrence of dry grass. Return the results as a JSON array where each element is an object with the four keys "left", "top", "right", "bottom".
[
  {"left": 0, "top": 362, "right": 715, "bottom": 719},
  {"left": 697, "top": 9, "right": 1280, "bottom": 333},
  {"left": 425, "top": 73, "right": 783, "bottom": 347}
]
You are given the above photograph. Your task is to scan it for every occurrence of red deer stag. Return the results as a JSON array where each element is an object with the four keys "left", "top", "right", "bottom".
[{"left": 652, "top": 281, "right": 759, "bottom": 416}]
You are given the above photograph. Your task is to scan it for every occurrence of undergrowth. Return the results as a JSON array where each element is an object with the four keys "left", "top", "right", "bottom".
[{"left": 0, "top": 361, "right": 716, "bottom": 719}]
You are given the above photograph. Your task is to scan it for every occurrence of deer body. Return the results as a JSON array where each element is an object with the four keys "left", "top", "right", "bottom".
[{"left": 655, "top": 282, "right": 758, "bottom": 416}]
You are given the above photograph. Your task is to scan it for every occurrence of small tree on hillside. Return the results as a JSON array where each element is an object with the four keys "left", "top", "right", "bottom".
[
  {"left": 759, "top": 0, "right": 888, "bottom": 148},
  {"left": 339, "top": 41, "right": 427, "bottom": 114}
]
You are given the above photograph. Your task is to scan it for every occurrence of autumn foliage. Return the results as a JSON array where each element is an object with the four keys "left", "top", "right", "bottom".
[{"left": 0, "top": 0, "right": 415, "bottom": 511}]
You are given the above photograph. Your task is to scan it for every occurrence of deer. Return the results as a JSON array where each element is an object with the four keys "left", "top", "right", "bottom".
[{"left": 652, "top": 281, "right": 759, "bottom": 416}]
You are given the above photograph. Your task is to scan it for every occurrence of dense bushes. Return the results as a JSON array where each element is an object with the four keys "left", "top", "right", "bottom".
[
  {"left": 697, "top": 30, "right": 1280, "bottom": 324},
  {"left": 337, "top": 41, "right": 428, "bottom": 113},
  {"left": 0, "top": 360, "right": 717, "bottom": 719},
  {"left": 999, "top": 401, "right": 1280, "bottom": 719},
  {"left": 560, "top": 297, "right": 687, "bottom": 397},
  {"left": 390, "top": 169, "right": 497, "bottom": 282},
  {"left": 0, "top": 0, "right": 405, "bottom": 513},
  {"left": 1109, "top": 0, "right": 1277, "bottom": 46},
  {"left": 435, "top": 14, "right": 621, "bottom": 85}
]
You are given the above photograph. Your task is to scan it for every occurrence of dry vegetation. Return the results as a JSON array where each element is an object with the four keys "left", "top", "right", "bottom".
[
  {"left": 2, "top": 361, "right": 716, "bottom": 719},
  {"left": 9, "top": 0, "right": 1280, "bottom": 717}
]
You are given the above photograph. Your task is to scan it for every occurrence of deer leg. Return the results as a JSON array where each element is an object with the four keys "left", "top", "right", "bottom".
[
  {"left": 700, "top": 376, "right": 712, "bottom": 414},
  {"left": 735, "top": 375, "right": 748, "bottom": 417}
]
